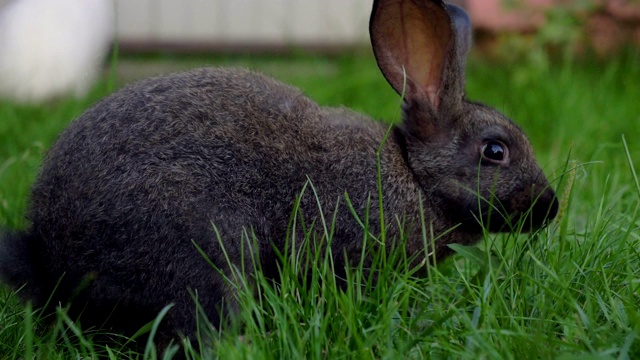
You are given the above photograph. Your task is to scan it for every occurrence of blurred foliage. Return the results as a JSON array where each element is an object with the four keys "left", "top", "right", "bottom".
[{"left": 486, "top": 0, "right": 639, "bottom": 64}]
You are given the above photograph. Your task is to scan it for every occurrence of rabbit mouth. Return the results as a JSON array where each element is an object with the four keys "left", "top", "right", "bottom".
[
  {"left": 444, "top": 185, "right": 558, "bottom": 234},
  {"left": 516, "top": 189, "right": 559, "bottom": 231},
  {"left": 476, "top": 188, "right": 559, "bottom": 232}
]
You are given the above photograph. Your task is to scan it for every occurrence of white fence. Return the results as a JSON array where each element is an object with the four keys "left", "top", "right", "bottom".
[{"left": 114, "top": 0, "right": 373, "bottom": 51}]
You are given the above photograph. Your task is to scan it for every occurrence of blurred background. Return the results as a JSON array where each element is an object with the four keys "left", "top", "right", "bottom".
[
  {"left": 0, "top": 0, "right": 639, "bottom": 102},
  {"left": 111, "top": 0, "right": 640, "bottom": 55}
]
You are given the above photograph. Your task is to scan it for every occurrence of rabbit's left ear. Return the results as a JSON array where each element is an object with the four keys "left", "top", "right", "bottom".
[
  {"left": 447, "top": 3, "right": 472, "bottom": 78},
  {"left": 370, "top": 0, "right": 472, "bottom": 111}
]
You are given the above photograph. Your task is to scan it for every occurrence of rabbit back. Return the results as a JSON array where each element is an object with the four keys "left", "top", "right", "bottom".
[{"left": 17, "top": 67, "right": 420, "bottom": 339}]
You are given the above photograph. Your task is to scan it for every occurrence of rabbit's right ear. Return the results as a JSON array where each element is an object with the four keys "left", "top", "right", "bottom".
[{"left": 370, "top": 0, "right": 471, "bottom": 116}]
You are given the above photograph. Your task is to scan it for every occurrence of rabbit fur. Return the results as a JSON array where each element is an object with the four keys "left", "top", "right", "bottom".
[
  {"left": 0, "top": 0, "right": 558, "bottom": 347},
  {"left": 0, "top": 0, "right": 114, "bottom": 103}
]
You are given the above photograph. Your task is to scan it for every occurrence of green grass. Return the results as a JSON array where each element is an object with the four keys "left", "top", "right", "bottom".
[{"left": 1, "top": 49, "right": 639, "bottom": 359}]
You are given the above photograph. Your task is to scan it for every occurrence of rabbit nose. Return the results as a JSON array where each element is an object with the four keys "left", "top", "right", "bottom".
[
  {"left": 528, "top": 187, "right": 559, "bottom": 229},
  {"left": 508, "top": 182, "right": 558, "bottom": 231}
]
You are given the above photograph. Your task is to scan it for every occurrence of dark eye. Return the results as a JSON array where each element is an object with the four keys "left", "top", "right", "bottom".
[{"left": 481, "top": 140, "right": 508, "bottom": 164}]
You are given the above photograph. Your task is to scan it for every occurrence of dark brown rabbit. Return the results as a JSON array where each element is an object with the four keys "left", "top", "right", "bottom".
[{"left": 0, "top": 0, "right": 557, "bottom": 348}]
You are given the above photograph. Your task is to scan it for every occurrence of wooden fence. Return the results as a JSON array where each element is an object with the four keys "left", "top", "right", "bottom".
[{"left": 114, "top": 0, "right": 372, "bottom": 52}]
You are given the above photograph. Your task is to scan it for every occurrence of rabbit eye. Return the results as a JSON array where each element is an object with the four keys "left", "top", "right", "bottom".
[{"left": 481, "top": 140, "right": 508, "bottom": 164}]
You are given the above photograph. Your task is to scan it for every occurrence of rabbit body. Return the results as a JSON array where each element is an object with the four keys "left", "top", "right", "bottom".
[
  {"left": 0, "top": 0, "right": 558, "bottom": 347},
  {"left": 12, "top": 67, "right": 449, "bottom": 335}
]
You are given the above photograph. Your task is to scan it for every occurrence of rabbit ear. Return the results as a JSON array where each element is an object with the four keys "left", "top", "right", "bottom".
[
  {"left": 447, "top": 4, "right": 472, "bottom": 77},
  {"left": 370, "top": 0, "right": 470, "bottom": 111}
]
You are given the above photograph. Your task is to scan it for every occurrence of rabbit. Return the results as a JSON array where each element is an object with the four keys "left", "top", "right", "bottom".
[
  {"left": 0, "top": 0, "right": 114, "bottom": 104},
  {"left": 0, "top": 0, "right": 558, "bottom": 349}
]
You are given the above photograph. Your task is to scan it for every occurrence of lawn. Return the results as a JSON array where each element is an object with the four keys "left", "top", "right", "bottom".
[{"left": 0, "top": 49, "right": 639, "bottom": 359}]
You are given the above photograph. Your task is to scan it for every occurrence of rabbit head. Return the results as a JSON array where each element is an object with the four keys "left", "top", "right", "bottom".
[{"left": 370, "top": 0, "right": 558, "bottom": 232}]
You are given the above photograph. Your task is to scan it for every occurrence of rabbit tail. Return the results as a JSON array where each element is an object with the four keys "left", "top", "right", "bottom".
[{"left": 0, "top": 231, "right": 48, "bottom": 306}]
